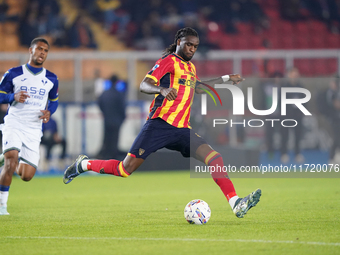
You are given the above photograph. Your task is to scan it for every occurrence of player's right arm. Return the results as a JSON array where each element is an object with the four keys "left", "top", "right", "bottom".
[
  {"left": 139, "top": 57, "right": 177, "bottom": 101},
  {"left": 140, "top": 77, "right": 177, "bottom": 101},
  {"left": 0, "top": 70, "right": 29, "bottom": 104}
]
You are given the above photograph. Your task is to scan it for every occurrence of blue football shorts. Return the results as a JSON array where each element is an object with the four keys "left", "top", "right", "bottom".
[{"left": 128, "top": 118, "right": 207, "bottom": 160}]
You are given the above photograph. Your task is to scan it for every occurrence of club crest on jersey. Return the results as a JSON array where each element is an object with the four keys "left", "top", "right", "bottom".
[
  {"left": 139, "top": 148, "right": 145, "bottom": 156},
  {"left": 41, "top": 80, "right": 47, "bottom": 86},
  {"left": 152, "top": 64, "right": 159, "bottom": 71}
]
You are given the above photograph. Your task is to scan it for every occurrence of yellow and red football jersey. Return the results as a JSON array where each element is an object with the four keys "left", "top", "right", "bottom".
[{"left": 145, "top": 53, "right": 200, "bottom": 128}]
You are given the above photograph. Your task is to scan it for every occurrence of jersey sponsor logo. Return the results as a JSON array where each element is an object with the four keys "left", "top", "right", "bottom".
[
  {"left": 178, "top": 78, "right": 185, "bottom": 85},
  {"left": 20, "top": 86, "right": 46, "bottom": 96},
  {"left": 178, "top": 78, "right": 197, "bottom": 89},
  {"left": 152, "top": 64, "right": 159, "bottom": 71},
  {"left": 185, "top": 79, "right": 196, "bottom": 89},
  {"left": 41, "top": 80, "right": 47, "bottom": 86},
  {"left": 21, "top": 78, "right": 27, "bottom": 82},
  {"left": 202, "top": 85, "right": 311, "bottom": 116},
  {"left": 139, "top": 148, "right": 145, "bottom": 156}
]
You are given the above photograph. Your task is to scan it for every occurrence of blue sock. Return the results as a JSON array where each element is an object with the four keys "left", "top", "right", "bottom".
[{"left": 0, "top": 185, "right": 10, "bottom": 192}]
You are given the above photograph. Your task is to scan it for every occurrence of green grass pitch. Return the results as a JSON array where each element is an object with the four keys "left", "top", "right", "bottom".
[{"left": 0, "top": 171, "right": 339, "bottom": 255}]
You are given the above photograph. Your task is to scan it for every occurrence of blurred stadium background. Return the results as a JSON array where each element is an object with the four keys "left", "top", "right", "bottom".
[{"left": 0, "top": 0, "right": 339, "bottom": 172}]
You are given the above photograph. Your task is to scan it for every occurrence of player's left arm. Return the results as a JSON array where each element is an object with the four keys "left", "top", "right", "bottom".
[
  {"left": 40, "top": 76, "right": 59, "bottom": 123},
  {"left": 195, "top": 74, "right": 245, "bottom": 94}
]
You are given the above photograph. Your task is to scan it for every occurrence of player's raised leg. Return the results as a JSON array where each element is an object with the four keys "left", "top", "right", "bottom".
[
  {"left": 195, "top": 144, "right": 261, "bottom": 218},
  {"left": 64, "top": 116, "right": 162, "bottom": 184},
  {"left": 63, "top": 154, "right": 144, "bottom": 184}
]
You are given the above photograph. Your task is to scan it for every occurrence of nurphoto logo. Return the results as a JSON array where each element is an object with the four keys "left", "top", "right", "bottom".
[{"left": 200, "top": 84, "right": 311, "bottom": 128}]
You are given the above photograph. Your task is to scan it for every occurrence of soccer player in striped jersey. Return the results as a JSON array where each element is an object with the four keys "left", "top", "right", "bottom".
[
  {"left": 64, "top": 27, "right": 261, "bottom": 218},
  {"left": 0, "top": 38, "right": 59, "bottom": 215}
]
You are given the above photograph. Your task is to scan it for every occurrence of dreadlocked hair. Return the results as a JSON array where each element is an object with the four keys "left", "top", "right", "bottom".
[{"left": 163, "top": 27, "right": 199, "bottom": 55}]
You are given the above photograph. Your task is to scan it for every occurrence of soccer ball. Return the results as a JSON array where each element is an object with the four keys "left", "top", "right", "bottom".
[{"left": 184, "top": 199, "right": 211, "bottom": 225}]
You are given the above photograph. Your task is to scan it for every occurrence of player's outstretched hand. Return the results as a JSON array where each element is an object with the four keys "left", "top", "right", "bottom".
[
  {"left": 229, "top": 74, "right": 245, "bottom": 85},
  {"left": 40, "top": 110, "right": 51, "bottom": 123},
  {"left": 161, "top": 87, "right": 177, "bottom": 101},
  {"left": 14, "top": 91, "right": 30, "bottom": 103}
]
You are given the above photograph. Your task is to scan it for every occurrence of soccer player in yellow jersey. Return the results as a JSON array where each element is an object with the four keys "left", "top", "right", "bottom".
[{"left": 64, "top": 27, "right": 261, "bottom": 218}]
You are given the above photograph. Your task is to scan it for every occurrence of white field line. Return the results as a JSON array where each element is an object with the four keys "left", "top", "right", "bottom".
[{"left": 2, "top": 236, "right": 340, "bottom": 246}]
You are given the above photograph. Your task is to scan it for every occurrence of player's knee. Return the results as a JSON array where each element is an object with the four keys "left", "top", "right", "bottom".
[
  {"left": 124, "top": 163, "right": 141, "bottom": 175},
  {"left": 17, "top": 165, "right": 36, "bottom": 182},
  {"left": 21, "top": 174, "right": 33, "bottom": 182},
  {"left": 124, "top": 166, "right": 134, "bottom": 175},
  {"left": 21, "top": 176, "right": 32, "bottom": 182},
  {"left": 122, "top": 157, "right": 144, "bottom": 174}
]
